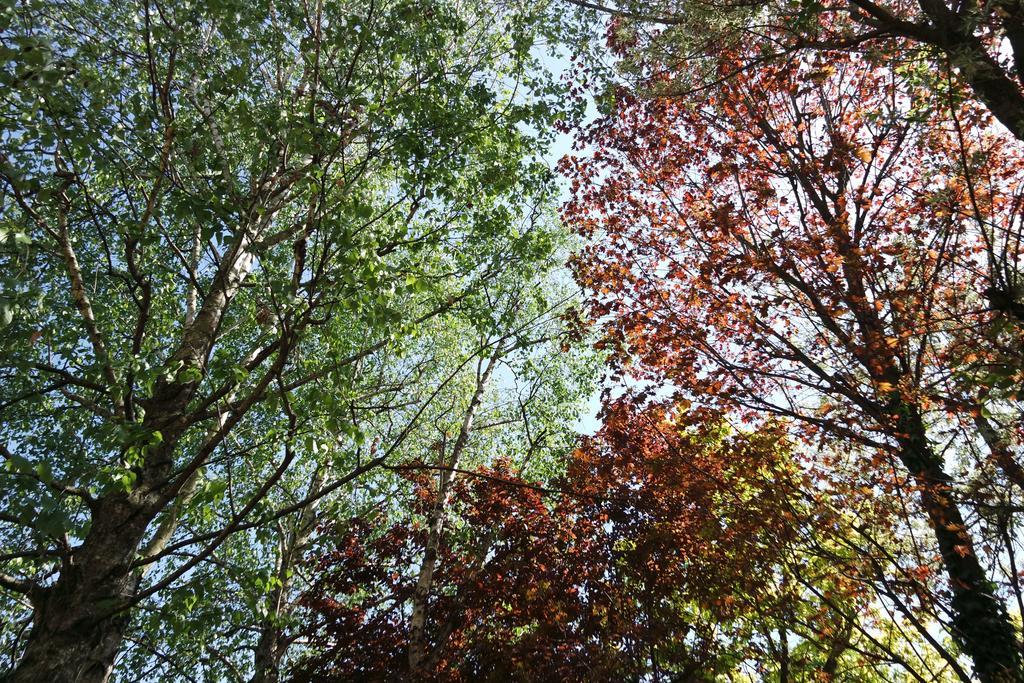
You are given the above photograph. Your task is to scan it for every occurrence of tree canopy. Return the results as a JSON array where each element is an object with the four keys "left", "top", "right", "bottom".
[{"left": 3, "top": 0, "right": 1024, "bottom": 681}]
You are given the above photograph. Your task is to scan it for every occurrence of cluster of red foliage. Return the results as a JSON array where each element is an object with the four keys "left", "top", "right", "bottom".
[{"left": 293, "top": 402, "right": 803, "bottom": 681}]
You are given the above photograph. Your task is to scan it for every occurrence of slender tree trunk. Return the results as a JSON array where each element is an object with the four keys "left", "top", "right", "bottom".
[
  {"left": 975, "top": 412, "right": 1024, "bottom": 491},
  {"left": 250, "top": 528, "right": 291, "bottom": 683},
  {"left": 821, "top": 617, "right": 852, "bottom": 679},
  {"left": 897, "top": 407, "right": 1022, "bottom": 683},
  {"left": 826, "top": 212, "right": 1023, "bottom": 680},
  {"left": 251, "top": 612, "right": 285, "bottom": 683},
  {"left": 408, "top": 352, "right": 498, "bottom": 678},
  {"left": 778, "top": 626, "right": 789, "bottom": 683},
  {"left": 250, "top": 463, "right": 328, "bottom": 683}
]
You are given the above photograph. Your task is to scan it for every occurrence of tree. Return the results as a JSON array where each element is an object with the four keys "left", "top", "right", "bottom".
[
  {"left": 569, "top": 0, "right": 1024, "bottom": 324},
  {"left": 568, "top": 0, "right": 1024, "bottom": 142},
  {"left": 564, "top": 42, "right": 1024, "bottom": 680},
  {"left": 0, "top": 0, "right": 580, "bottom": 679},
  {"left": 295, "top": 394, "right": 822, "bottom": 681}
]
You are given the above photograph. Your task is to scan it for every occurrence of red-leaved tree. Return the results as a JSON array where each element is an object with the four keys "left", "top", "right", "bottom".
[
  {"left": 563, "top": 44, "right": 1024, "bottom": 681},
  {"left": 293, "top": 403, "right": 806, "bottom": 681}
]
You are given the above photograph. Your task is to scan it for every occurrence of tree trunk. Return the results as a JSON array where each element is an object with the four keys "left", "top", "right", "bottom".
[
  {"left": 897, "top": 408, "right": 1023, "bottom": 683},
  {"left": 975, "top": 412, "right": 1024, "bottom": 491},
  {"left": 11, "top": 595, "right": 131, "bottom": 683},
  {"left": 11, "top": 495, "right": 154, "bottom": 683},
  {"left": 408, "top": 352, "right": 499, "bottom": 677},
  {"left": 11, "top": 233, "right": 258, "bottom": 681},
  {"left": 250, "top": 463, "right": 328, "bottom": 683},
  {"left": 250, "top": 616, "right": 285, "bottom": 683},
  {"left": 827, "top": 212, "right": 1023, "bottom": 679},
  {"left": 778, "top": 625, "right": 789, "bottom": 683},
  {"left": 821, "top": 617, "right": 852, "bottom": 679}
]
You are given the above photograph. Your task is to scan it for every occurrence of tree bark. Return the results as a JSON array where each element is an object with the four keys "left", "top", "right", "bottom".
[
  {"left": 10, "top": 494, "right": 153, "bottom": 683},
  {"left": 975, "top": 412, "right": 1024, "bottom": 491},
  {"left": 819, "top": 195, "right": 1023, "bottom": 681},
  {"left": 938, "top": 14, "right": 1024, "bottom": 142},
  {"left": 821, "top": 617, "right": 852, "bottom": 679},
  {"left": 250, "top": 620, "right": 285, "bottom": 683}
]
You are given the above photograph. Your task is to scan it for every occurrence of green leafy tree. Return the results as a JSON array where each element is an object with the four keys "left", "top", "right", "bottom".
[{"left": 0, "top": 0, "right": 583, "bottom": 679}]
